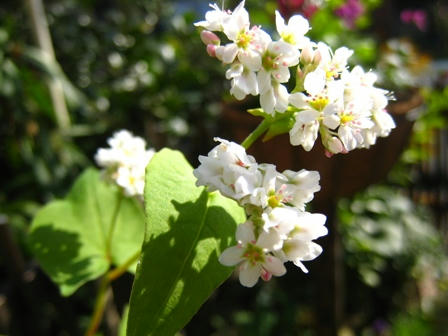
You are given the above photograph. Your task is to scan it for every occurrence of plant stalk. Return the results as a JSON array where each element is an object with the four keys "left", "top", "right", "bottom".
[
  {"left": 241, "top": 119, "right": 270, "bottom": 150},
  {"left": 84, "top": 250, "right": 141, "bottom": 336},
  {"left": 24, "top": 0, "right": 71, "bottom": 129},
  {"left": 105, "top": 191, "right": 124, "bottom": 262}
]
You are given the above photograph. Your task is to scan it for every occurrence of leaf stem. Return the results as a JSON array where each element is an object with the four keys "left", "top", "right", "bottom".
[
  {"left": 105, "top": 190, "right": 124, "bottom": 261},
  {"left": 85, "top": 276, "right": 110, "bottom": 336},
  {"left": 108, "top": 250, "right": 141, "bottom": 282},
  {"left": 84, "top": 250, "right": 141, "bottom": 336},
  {"left": 241, "top": 119, "right": 270, "bottom": 150}
]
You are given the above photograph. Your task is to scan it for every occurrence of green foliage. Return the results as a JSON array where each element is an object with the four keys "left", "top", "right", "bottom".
[
  {"left": 29, "top": 168, "right": 145, "bottom": 296},
  {"left": 339, "top": 185, "right": 446, "bottom": 287},
  {"left": 401, "top": 87, "right": 448, "bottom": 164},
  {"left": 127, "top": 149, "right": 245, "bottom": 336}
]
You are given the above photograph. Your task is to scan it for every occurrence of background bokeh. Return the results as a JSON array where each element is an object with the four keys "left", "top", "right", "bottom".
[{"left": 1, "top": 0, "right": 447, "bottom": 335}]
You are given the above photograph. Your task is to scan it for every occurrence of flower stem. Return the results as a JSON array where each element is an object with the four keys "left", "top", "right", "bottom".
[
  {"left": 241, "top": 119, "right": 270, "bottom": 150},
  {"left": 108, "top": 250, "right": 141, "bottom": 282},
  {"left": 105, "top": 190, "right": 124, "bottom": 261},
  {"left": 85, "top": 276, "right": 110, "bottom": 336},
  {"left": 84, "top": 250, "right": 141, "bottom": 336}
]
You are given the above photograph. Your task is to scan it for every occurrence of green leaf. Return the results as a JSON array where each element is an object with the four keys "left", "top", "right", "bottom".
[
  {"left": 127, "top": 149, "right": 245, "bottom": 336},
  {"left": 29, "top": 168, "right": 145, "bottom": 296}
]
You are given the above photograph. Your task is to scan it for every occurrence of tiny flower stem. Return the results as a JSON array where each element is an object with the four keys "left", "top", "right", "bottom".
[
  {"left": 108, "top": 249, "right": 141, "bottom": 282},
  {"left": 105, "top": 190, "right": 124, "bottom": 261},
  {"left": 84, "top": 250, "right": 141, "bottom": 336},
  {"left": 241, "top": 119, "right": 271, "bottom": 149},
  {"left": 84, "top": 276, "right": 110, "bottom": 336}
]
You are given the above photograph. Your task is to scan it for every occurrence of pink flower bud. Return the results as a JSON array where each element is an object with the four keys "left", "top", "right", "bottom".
[
  {"left": 206, "top": 44, "right": 217, "bottom": 57},
  {"left": 326, "top": 137, "right": 344, "bottom": 155},
  {"left": 301, "top": 45, "right": 313, "bottom": 64},
  {"left": 200, "top": 30, "right": 220, "bottom": 46},
  {"left": 312, "top": 50, "right": 322, "bottom": 65}
]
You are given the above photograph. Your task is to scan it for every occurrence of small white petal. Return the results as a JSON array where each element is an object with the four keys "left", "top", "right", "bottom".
[
  {"left": 264, "top": 255, "right": 287, "bottom": 276},
  {"left": 239, "top": 262, "right": 262, "bottom": 287},
  {"left": 219, "top": 246, "right": 244, "bottom": 266},
  {"left": 236, "top": 222, "right": 256, "bottom": 243}
]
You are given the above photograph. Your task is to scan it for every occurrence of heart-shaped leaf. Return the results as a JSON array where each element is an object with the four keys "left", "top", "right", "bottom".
[
  {"left": 29, "top": 168, "right": 145, "bottom": 296},
  {"left": 126, "top": 149, "right": 245, "bottom": 336}
]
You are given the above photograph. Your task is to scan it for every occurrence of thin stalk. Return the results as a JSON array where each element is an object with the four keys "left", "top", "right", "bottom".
[
  {"left": 84, "top": 250, "right": 141, "bottom": 336},
  {"left": 24, "top": 0, "right": 71, "bottom": 129},
  {"left": 85, "top": 276, "right": 110, "bottom": 336},
  {"left": 105, "top": 191, "right": 124, "bottom": 262},
  {"left": 108, "top": 250, "right": 141, "bottom": 282},
  {"left": 241, "top": 119, "right": 270, "bottom": 150}
]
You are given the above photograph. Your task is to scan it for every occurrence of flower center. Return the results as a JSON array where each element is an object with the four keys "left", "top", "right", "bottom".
[
  {"left": 243, "top": 243, "right": 265, "bottom": 266},
  {"left": 308, "top": 95, "right": 329, "bottom": 111},
  {"left": 340, "top": 113, "right": 354, "bottom": 124},
  {"left": 281, "top": 32, "right": 296, "bottom": 45},
  {"left": 236, "top": 31, "right": 252, "bottom": 49},
  {"left": 262, "top": 51, "right": 278, "bottom": 71}
]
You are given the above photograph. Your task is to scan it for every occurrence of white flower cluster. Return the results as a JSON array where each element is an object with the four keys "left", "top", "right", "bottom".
[
  {"left": 193, "top": 138, "right": 327, "bottom": 287},
  {"left": 95, "top": 130, "right": 155, "bottom": 197},
  {"left": 195, "top": 1, "right": 395, "bottom": 155}
]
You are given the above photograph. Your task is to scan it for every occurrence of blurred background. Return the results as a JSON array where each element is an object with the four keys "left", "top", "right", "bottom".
[{"left": 1, "top": 0, "right": 447, "bottom": 335}]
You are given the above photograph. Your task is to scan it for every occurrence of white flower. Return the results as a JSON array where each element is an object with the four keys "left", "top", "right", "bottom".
[
  {"left": 257, "top": 40, "right": 299, "bottom": 114},
  {"left": 315, "top": 42, "right": 353, "bottom": 79},
  {"left": 219, "top": 221, "right": 286, "bottom": 287},
  {"left": 275, "top": 211, "right": 327, "bottom": 272},
  {"left": 193, "top": 137, "right": 260, "bottom": 200},
  {"left": 280, "top": 169, "right": 321, "bottom": 210},
  {"left": 275, "top": 11, "right": 310, "bottom": 48},
  {"left": 212, "top": 2, "right": 271, "bottom": 70},
  {"left": 226, "top": 63, "right": 259, "bottom": 100},
  {"left": 95, "top": 130, "right": 155, "bottom": 197},
  {"left": 194, "top": 3, "right": 231, "bottom": 32},
  {"left": 289, "top": 117, "right": 320, "bottom": 151}
]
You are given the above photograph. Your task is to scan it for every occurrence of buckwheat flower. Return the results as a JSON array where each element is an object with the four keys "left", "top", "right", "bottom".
[
  {"left": 315, "top": 42, "right": 353, "bottom": 79},
  {"left": 288, "top": 69, "right": 342, "bottom": 151},
  {"left": 194, "top": 3, "right": 231, "bottom": 32},
  {"left": 95, "top": 129, "right": 147, "bottom": 167},
  {"left": 95, "top": 130, "right": 155, "bottom": 197},
  {"left": 193, "top": 137, "right": 260, "bottom": 200},
  {"left": 257, "top": 40, "right": 299, "bottom": 114},
  {"left": 332, "top": 99, "right": 374, "bottom": 151},
  {"left": 275, "top": 211, "right": 327, "bottom": 272},
  {"left": 116, "top": 165, "right": 145, "bottom": 197},
  {"left": 226, "top": 62, "right": 259, "bottom": 100},
  {"left": 280, "top": 169, "right": 321, "bottom": 210},
  {"left": 261, "top": 206, "right": 299, "bottom": 235},
  {"left": 219, "top": 221, "right": 286, "bottom": 287},
  {"left": 213, "top": 2, "right": 270, "bottom": 69},
  {"left": 275, "top": 10, "right": 310, "bottom": 48},
  {"left": 289, "top": 117, "right": 320, "bottom": 151}
]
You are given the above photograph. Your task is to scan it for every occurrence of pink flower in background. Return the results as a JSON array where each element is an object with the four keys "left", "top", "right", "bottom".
[
  {"left": 277, "top": 0, "right": 319, "bottom": 19},
  {"left": 334, "top": 0, "right": 364, "bottom": 28},
  {"left": 400, "top": 9, "right": 427, "bottom": 31}
]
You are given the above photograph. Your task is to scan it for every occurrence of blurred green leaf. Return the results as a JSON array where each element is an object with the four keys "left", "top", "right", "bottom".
[
  {"left": 29, "top": 168, "right": 145, "bottom": 296},
  {"left": 127, "top": 149, "right": 245, "bottom": 336}
]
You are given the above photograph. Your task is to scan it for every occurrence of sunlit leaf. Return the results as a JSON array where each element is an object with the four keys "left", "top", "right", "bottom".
[
  {"left": 127, "top": 149, "right": 245, "bottom": 336},
  {"left": 29, "top": 168, "right": 145, "bottom": 296}
]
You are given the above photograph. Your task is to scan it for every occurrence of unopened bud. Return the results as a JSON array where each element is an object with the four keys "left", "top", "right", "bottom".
[
  {"left": 326, "top": 136, "right": 344, "bottom": 155},
  {"left": 206, "top": 44, "right": 217, "bottom": 57},
  {"left": 200, "top": 30, "right": 220, "bottom": 46},
  {"left": 312, "top": 50, "right": 322, "bottom": 65},
  {"left": 301, "top": 45, "right": 313, "bottom": 64}
]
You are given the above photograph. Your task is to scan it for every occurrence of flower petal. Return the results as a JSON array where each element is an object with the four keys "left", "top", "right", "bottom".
[
  {"left": 239, "top": 262, "right": 261, "bottom": 287},
  {"left": 263, "top": 255, "right": 286, "bottom": 276},
  {"left": 219, "top": 246, "right": 244, "bottom": 266}
]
